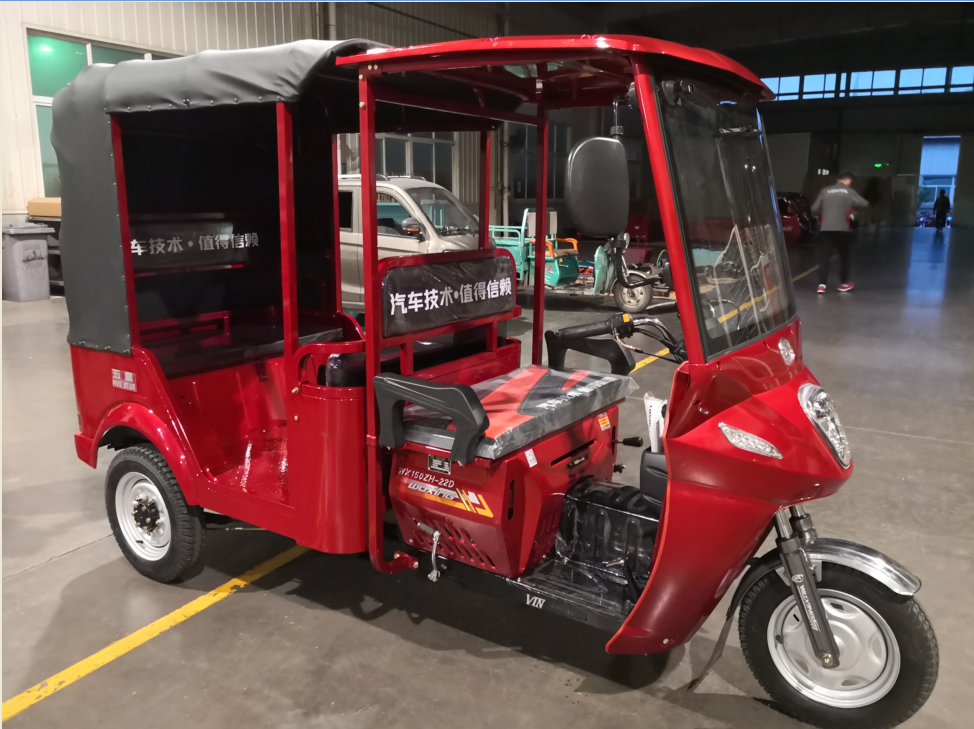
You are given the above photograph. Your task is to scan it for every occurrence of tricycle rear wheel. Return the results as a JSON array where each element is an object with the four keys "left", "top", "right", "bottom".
[
  {"left": 739, "top": 564, "right": 938, "bottom": 729},
  {"left": 106, "top": 445, "right": 205, "bottom": 583}
]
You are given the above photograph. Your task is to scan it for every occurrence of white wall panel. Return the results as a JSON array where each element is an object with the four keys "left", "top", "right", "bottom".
[{"left": 2, "top": 1, "right": 318, "bottom": 216}]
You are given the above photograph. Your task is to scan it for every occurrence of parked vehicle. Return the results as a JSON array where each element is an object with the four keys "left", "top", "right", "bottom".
[
  {"left": 778, "top": 192, "right": 813, "bottom": 244},
  {"left": 337, "top": 175, "right": 480, "bottom": 304},
  {"left": 55, "top": 35, "right": 937, "bottom": 729}
]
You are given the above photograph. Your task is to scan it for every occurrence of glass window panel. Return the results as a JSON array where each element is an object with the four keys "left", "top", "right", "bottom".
[
  {"left": 434, "top": 144, "right": 452, "bottom": 191},
  {"left": 850, "top": 91, "right": 872, "bottom": 97},
  {"left": 803, "top": 93, "right": 824, "bottom": 99},
  {"left": 375, "top": 194, "right": 413, "bottom": 236},
  {"left": 509, "top": 125, "right": 526, "bottom": 153},
  {"left": 554, "top": 124, "right": 568, "bottom": 154},
  {"left": 525, "top": 150, "right": 537, "bottom": 199},
  {"left": 35, "top": 105, "right": 60, "bottom": 196},
  {"left": 803, "top": 75, "right": 825, "bottom": 93},
  {"left": 411, "top": 132, "right": 433, "bottom": 138},
  {"left": 413, "top": 142, "right": 433, "bottom": 182},
  {"left": 91, "top": 44, "right": 144, "bottom": 65},
  {"left": 951, "top": 86, "right": 973, "bottom": 93},
  {"left": 385, "top": 139, "right": 407, "bottom": 175},
  {"left": 921, "top": 88, "right": 944, "bottom": 94},
  {"left": 778, "top": 94, "right": 799, "bottom": 100},
  {"left": 873, "top": 70, "right": 896, "bottom": 89},
  {"left": 825, "top": 74, "right": 837, "bottom": 91},
  {"left": 434, "top": 132, "right": 454, "bottom": 141},
  {"left": 899, "top": 68, "right": 923, "bottom": 88},
  {"left": 923, "top": 68, "right": 947, "bottom": 86},
  {"left": 951, "top": 66, "right": 974, "bottom": 85},
  {"left": 338, "top": 191, "right": 353, "bottom": 229},
  {"left": 513, "top": 151, "right": 527, "bottom": 199},
  {"left": 778, "top": 76, "right": 800, "bottom": 94},
  {"left": 761, "top": 78, "right": 779, "bottom": 94},
  {"left": 849, "top": 72, "right": 873, "bottom": 91},
  {"left": 872, "top": 90, "right": 894, "bottom": 96},
  {"left": 27, "top": 34, "right": 87, "bottom": 97},
  {"left": 840, "top": 72, "right": 848, "bottom": 90},
  {"left": 899, "top": 89, "right": 921, "bottom": 95},
  {"left": 374, "top": 139, "right": 384, "bottom": 175}
]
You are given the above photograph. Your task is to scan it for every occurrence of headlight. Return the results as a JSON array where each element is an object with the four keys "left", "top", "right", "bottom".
[{"left": 798, "top": 384, "right": 851, "bottom": 468}]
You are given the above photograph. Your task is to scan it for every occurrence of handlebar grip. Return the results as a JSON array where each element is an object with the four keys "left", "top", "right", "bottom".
[{"left": 550, "top": 319, "right": 615, "bottom": 342}]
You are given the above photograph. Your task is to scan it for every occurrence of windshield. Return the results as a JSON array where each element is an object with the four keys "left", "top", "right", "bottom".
[
  {"left": 658, "top": 77, "right": 796, "bottom": 359},
  {"left": 406, "top": 186, "right": 479, "bottom": 237}
]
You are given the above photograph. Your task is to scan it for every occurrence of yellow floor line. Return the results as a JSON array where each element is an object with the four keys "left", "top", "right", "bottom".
[
  {"left": 632, "top": 347, "right": 671, "bottom": 371},
  {"left": 2, "top": 544, "right": 309, "bottom": 722},
  {"left": 632, "top": 262, "right": 822, "bottom": 370}
]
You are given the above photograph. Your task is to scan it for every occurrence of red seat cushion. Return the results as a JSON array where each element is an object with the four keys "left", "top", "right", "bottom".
[{"left": 403, "top": 365, "right": 632, "bottom": 460}]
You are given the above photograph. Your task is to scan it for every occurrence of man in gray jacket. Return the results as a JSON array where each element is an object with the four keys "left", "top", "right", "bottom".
[{"left": 811, "top": 172, "right": 869, "bottom": 292}]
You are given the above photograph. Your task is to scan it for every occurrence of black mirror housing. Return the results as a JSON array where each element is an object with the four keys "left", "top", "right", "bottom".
[
  {"left": 401, "top": 217, "right": 425, "bottom": 240},
  {"left": 565, "top": 137, "right": 629, "bottom": 238}
]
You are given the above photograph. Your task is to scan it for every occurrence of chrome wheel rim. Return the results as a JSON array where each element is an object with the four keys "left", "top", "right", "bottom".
[
  {"left": 115, "top": 472, "right": 171, "bottom": 561},
  {"left": 619, "top": 284, "right": 649, "bottom": 309},
  {"left": 768, "top": 589, "right": 900, "bottom": 708}
]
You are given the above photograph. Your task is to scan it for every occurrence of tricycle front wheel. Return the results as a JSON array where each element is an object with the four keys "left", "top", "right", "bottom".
[
  {"left": 106, "top": 445, "right": 205, "bottom": 583},
  {"left": 739, "top": 564, "right": 938, "bottom": 729},
  {"left": 612, "top": 277, "right": 653, "bottom": 313}
]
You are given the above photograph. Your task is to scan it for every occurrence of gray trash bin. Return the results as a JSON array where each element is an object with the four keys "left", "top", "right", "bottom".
[{"left": 3, "top": 223, "right": 54, "bottom": 302}]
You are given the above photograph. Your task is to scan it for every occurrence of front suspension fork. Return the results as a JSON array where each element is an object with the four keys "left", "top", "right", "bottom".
[{"left": 775, "top": 506, "right": 840, "bottom": 668}]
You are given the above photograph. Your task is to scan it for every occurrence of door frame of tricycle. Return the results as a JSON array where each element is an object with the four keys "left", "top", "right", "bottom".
[{"left": 355, "top": 62, "right": 554, "bottom": 574}]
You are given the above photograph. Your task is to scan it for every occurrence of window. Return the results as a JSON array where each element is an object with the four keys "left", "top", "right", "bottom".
[
  {"left": 339, "top": 133, "right": 456, "bottom": 192},
  {"left": 510, "top": 123, "right": 569, "bottom": 200},
  {"left": 338, "top": 191, "right": 353, "bottom": 230},
  {"left": 27, "top": 32, "right": 167, "bottom": 196},
  {"left": 762, "top": 65, "right": 973, "bottom": 102},
  {"left": 376, "top": 193, "right": 413, "bottom": 237}
]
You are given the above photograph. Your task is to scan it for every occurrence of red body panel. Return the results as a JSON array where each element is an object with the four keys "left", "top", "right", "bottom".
[{"left": 390, "top": 407, "right": 619, "bottom": 577}]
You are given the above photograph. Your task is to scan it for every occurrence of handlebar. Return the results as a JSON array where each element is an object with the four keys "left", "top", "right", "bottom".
[{"left": 551, "top": 301, "right": 679, "bottom": 342}]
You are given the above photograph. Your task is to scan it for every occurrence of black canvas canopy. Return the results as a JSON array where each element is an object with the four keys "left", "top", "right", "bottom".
[{"left": 52, "top": 39, "right": 387, "bottom": 354}]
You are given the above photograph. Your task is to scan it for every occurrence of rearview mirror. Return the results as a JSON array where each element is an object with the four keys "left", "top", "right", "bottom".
[
  {"left": 565, "top": 137, "right": 629, "bottom": 238},
  {"left": 401, "top": 217, "right": 425, "bottom": 240}
]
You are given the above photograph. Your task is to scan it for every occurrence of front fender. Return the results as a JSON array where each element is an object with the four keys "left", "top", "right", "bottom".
[
  {"left": 82, "top": 402, "right": 205, "bottom": 505},
  {"left": 805, "top": 538, "right": 920, "bottom": 596}
]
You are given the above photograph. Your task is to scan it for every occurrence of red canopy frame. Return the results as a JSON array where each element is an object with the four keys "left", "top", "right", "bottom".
[{"left": 327, "top": 37, "right": 769, "bottom": 574}]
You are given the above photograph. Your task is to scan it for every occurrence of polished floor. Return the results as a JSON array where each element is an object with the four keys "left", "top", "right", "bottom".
[{"left": 3, "top": 226, "right": 972, "bottom": 728}]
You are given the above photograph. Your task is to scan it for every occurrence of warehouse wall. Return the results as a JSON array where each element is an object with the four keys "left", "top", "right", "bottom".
[{"left": 1, "top": 1, "right": 320, "bottom": 219}]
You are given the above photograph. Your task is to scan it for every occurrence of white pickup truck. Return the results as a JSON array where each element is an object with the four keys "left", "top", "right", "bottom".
[{"left": 338, "top": 175, "right": 481, "bottom": 304}]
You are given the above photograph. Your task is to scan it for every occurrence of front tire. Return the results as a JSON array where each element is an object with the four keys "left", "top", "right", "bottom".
[
  {"left": 739, "top": 564, "right": 938, "bottom": 729},
  {"left": 612, "top": 277, "right": 653, "bottom": 313},
  {"left": 106, "top": 445, "right": 204, "bottom": 583}
]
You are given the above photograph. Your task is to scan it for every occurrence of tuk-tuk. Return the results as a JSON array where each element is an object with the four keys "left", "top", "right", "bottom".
[
  {"left": 55, "top": 36, "right": 937, "bottom": 729},
  {"left": 490, "top": 208, "right": 581, "bottom": 288}
]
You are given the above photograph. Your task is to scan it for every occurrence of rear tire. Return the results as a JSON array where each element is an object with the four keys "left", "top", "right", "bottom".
[
  {"left": 739, "top": 564, "right": 938, "bottom": 729},
  {"left": 612, "top": 277, "right": 652, "bottom": 313},
  {"left": 106, "top": 445, "right": 204, "bottom": 583}
]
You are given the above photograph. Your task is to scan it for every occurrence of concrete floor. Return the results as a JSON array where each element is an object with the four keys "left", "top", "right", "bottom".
[{"left": 3, "top": 226, "right": 972, "bottom": 728}]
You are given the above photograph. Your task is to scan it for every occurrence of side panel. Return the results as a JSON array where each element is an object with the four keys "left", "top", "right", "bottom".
[
  {"left": 71, "top": 345, "right": 206, "bottom": 504},
  {"left": 290, "top": 384, "right": 368, "bottom": 553}
]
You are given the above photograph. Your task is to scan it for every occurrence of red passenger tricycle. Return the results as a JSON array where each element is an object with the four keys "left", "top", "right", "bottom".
[{"left": 54, "top": 36, "right": 937, "bottom": 728}]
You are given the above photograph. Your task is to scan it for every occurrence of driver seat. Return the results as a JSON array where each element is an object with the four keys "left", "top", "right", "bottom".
[{"left": 401, "top": 365, "right": 631, "bottom": 461}]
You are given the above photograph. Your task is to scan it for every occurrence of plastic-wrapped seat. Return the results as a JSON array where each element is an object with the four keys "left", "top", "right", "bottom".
[{"left": 402, "top": 365, "right": 632, "bottom": 460}]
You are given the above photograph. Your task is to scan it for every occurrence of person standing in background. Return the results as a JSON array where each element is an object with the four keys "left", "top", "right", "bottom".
[
  {"left": 933, "top": 189, "right": 951, "bottom": 232},
  {"left": 811, "top": 172, "right": 869, "bottom": 293}
]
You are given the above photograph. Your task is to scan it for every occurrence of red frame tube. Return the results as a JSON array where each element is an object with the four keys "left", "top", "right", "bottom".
[
  {"left": 632, "top": 59, "right": 704, "bottom": 364},
  {"left": 276, "top": 103, "right": 300, "bottom": 398},
  {"left": 359, "top": 71, "right": 417, "bottom": 575},
  {"left": 479, "top": 126, "right": 492, "bottom": 251},
  {"left": 331, "top": 136, "right": 343, "bottom": 311},
  {"left": 110, "top": 116, "right": 140, "bottom": 351},
  {"left": 531, "top": 97, "right": 549, "bottom": 366}
]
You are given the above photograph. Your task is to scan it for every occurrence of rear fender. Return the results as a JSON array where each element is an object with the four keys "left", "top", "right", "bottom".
[{"left": 81, "top": 402, "right": 205, "bottom": 504}]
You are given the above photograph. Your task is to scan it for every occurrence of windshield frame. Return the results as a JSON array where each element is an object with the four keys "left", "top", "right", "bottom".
[
  {"left": 404, "top": 185, "right": 479, "bottom": 238},
  {"left": 653, "top": 71, "right": 797, "bottom": 362}
]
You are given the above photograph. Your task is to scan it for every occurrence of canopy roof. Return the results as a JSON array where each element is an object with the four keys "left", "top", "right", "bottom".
[{"left": 337, "top": 34, "right": 774, "bottom": 107}]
